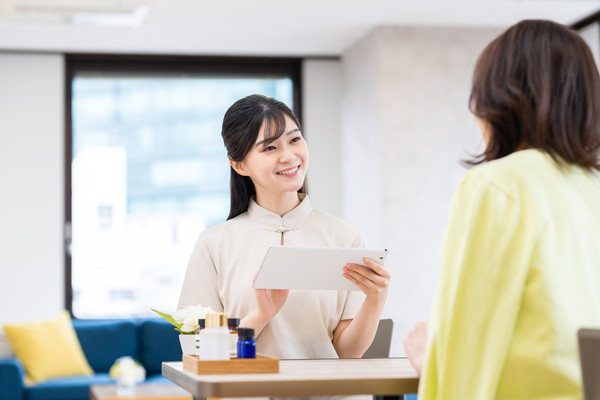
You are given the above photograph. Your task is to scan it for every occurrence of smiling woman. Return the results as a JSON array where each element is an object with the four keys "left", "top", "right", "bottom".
[{"left": 178, "top": 94, "right": 392, "bottom": 363}]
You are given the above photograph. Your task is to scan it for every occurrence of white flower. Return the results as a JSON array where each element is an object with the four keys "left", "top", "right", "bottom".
[
  {"left": 172, "top": 304, "right": 214, "bottom": 333},
  {"left": 109, "top": 356, "right": 145, "bottom": 384}
]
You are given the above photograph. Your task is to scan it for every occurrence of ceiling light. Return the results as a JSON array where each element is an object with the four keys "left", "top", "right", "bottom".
[{"left": 0, "top": 0, "right": 150, "bottom": 28}]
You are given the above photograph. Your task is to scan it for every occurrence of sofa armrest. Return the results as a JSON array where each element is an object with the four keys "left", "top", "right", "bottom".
[{"left": 0, "top": 357, "right": 26, "bottom": 400}]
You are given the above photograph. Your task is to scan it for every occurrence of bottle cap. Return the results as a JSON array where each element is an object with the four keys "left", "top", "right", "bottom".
[
  {"left": 238, "top": 327, "right": 255, "bottom": 341},
  {"left": 197, "top": 319, "right": 206, "bottom": 329},
  {"left": 227, "top": 318, "right": 240, "bottom": 328},
  {"left": 206, "top": 313, "right": 227, "bottom": 327},
  {"left": 206, "top": 313, "right": 217, "bottom": 328}
]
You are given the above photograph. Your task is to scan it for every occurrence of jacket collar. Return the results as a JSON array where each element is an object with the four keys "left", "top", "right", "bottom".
[{"left": 247, "top": 193, "right": 312, "bottom": 232}]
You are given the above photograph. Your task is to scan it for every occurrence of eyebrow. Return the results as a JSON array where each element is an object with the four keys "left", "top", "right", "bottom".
[{"left": 255, "top": 128, "right": 301, "bottom": 147}]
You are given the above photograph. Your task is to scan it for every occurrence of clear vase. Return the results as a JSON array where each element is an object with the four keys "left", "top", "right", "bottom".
[{"left": 116, "top": 375, "right": 137, "bottom": 396}]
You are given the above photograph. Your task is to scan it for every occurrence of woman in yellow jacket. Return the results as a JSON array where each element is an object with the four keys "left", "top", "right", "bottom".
[{"left": 404, "top": 20, "right": 600, "bottom": 399}]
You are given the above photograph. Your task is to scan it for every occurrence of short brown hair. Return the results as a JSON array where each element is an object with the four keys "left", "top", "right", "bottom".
[{"left": 469, "top": 19, "right": 600, "bottom": 170}]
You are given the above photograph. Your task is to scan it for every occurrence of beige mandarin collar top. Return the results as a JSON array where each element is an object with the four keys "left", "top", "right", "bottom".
[
  {"left": 247, "top": 193, "right": 311, "bottom": 234},
  {"left": 179, "top": 192, "right": 366, "bottom": 359}
]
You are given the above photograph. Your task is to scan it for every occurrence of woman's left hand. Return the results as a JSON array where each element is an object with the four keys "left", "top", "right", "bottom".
[{"left": 343, "top": 258, "right": 390, "bottom": 299}]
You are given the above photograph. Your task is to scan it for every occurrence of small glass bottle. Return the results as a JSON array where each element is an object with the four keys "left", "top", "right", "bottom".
[
  {"left": 227, "top": 318, "right": 240, "bottom": 358},
  {"left": 237, "top": 328, "right": 256, "bottom": 359},
  {"left": 199, "top": 313, "right": 230, "bottom": 361},
  {"left": 195, "top": 318, "right": 205, "bottom": 358}
]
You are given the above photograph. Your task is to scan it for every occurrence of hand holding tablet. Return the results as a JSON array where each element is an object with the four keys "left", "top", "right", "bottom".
[{"left": 252, "top": 246, "right": 390, "bottom": 291}]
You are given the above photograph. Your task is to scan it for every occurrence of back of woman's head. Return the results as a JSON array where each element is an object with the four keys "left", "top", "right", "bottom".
[
  {"left": 469, "top": 19, "right": 600, "bottom": 169},
  {"left": 221, "top": 94, "right": 306, "bottom": 220}
]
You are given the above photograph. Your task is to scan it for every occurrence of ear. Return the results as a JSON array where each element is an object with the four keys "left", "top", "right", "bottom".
[{"left": 229, "top": 159, "right": 250, "bottom": 177}]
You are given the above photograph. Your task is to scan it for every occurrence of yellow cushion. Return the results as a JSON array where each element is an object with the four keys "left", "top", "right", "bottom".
[{"left": 3, "top": 311, "right": 93, "bottom": 382}]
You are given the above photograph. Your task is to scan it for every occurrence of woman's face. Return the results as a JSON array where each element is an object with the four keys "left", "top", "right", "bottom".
[{"left": 232, "top": 114, "right": 309, "bottom": 198}]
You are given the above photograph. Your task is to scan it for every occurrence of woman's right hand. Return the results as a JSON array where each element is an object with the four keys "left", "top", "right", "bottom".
[
  {"left": 240, "top": 274, "right": 289, "bottom": 337},
  {"left": 404, "top": 321, "right": 428, "bottom": 375},
  {"left": 253, "top": 288, "right": 289, "bottom": 320}
]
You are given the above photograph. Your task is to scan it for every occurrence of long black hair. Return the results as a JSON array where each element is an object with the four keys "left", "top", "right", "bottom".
[{"left": 222, "top": 94, "right": 308, "bottom": 220}]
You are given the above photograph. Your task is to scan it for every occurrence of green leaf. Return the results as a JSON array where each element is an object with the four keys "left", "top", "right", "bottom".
[{"left": 151, "top": 308, "right": 183, "bottom": 331}]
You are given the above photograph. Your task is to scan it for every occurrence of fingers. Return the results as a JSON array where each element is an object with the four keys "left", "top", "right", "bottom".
[
  {"left": 343, "top": 265, "right": 390, "bottom": 296},
  {"left": 346, "top": 258, "right": 391, "bottom": 279},
  {"left": 363, "top": 257, "right": 391, "bottom": 277},
  {"left": 253, "top": 288, "right": 290, "bottom": 320},
  {"left": 344, "top": 259, "right": 390, "bottom": 287},
  {"left": 343, "top": 267, "right": 387, "bottom": 291},
  {"left": 343, "top": 267, "right": 377, "bottom": 292},
  {"left": 404, "top": 321, "right": 428, "bottom": 350},
  {"left": 415, "top": 321, "right": 428, "bottom": 332},
  {"left": 273, "top": 288, "right": 290, "bottom": 297},
  {"left": 254, "top": 288, "right": 289, "bottom": 299}
]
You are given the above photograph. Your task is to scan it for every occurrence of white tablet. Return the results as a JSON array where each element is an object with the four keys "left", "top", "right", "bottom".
[{"left": 252, "top": 246, "right": 390, "bottom": 291}]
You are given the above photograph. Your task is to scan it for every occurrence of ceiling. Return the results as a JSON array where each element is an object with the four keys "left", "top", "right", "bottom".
[{"left": 0, "top": 0, "right": 598, "bottom": 56}]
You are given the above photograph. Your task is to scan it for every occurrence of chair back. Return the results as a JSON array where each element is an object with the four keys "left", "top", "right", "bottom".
[
  {"left": 579, "top": 328, "right": 600, "bottom": 400},
  {"left": 362, "top": 319, "right": 393, "bottom": 358}
]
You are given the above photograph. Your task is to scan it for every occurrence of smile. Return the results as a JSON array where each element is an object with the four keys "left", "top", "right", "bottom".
[{"left": 276, "top": 165, "right": 300, "bottom": 176}]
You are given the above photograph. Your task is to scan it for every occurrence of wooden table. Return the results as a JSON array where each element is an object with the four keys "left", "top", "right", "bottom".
[
  {"left": 90, "top": 383, "right": 192, "bottom": 400},
  {"left": 162, "top": 358, "right": 419, "bottom": 400}
]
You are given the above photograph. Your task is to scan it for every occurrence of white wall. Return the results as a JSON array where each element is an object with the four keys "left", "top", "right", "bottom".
[
  {"left": 0, "top": 52, "right": 64, "bottom": 355},
  {"left": 341, "top": 26, "right": 501, "bottom": 356},
  {"left": 302, "top": 59, "right": 343, "bottom": 216},
  {"left": 340, "top": 30, "right": 385, "bottom": 247}
]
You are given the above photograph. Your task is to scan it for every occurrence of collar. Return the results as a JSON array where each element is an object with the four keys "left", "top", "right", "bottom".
[{"left": 247, "top": 193, "right": 312, "bottom": 233}]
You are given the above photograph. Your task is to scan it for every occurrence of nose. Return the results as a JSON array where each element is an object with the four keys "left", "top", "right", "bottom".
[{"left": 279, "top": 143, "right": 296, "bottom": 163}]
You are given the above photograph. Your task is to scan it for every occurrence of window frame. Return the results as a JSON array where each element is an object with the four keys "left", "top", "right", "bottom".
[
  {"left": 571, "top": 9, "right": 600, "bottom": 31},
  {"left": 64, "top": 53, "right": 302, "bottom": 317}
]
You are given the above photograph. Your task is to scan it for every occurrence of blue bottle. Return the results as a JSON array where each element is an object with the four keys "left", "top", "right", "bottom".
[{"left": 237, "top": 328, "right": 256, "bottom": 359}]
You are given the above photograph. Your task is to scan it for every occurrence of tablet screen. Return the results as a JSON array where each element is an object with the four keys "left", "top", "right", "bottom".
[{"left": 252, "top": 246, "right": 390, "bottom": 291}]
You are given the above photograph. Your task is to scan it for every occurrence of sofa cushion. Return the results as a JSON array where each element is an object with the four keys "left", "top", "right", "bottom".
[
  {"left": 3, "top": 312, "right": 93, "bottom": 383},
  {"left": 26, "top": 373, "right": 113, "bottom": 400},
  {"left": 139, "top": 319, "right": 181, "bottom": 375},
  {"left": 72, "top": 320, "right": 137, "bottom": 373},
  {"left": 0, "top": 357, "right": 25, "bottom": 400}
]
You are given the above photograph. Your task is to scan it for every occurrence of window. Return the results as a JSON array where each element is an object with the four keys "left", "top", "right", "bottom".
[{"left": 66, "top": 55, "right": 301, "bottom": 318}]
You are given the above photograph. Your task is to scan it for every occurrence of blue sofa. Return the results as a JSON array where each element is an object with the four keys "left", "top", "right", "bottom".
[{"left": 0, "top": 318, "right": 182, "bottom": 400}]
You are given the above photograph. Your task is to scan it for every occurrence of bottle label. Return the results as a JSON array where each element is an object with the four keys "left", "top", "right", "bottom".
[
  {"left": 195, "top": 333, "right": 201, "bottom": 357},
  {"left": 199, "top": 327, "right": 230, "bottom": 361},
  {"left": 229, "top": 334, "right": 238, "bottom": 358},
  {"left": 237, "top": 340, "right": 256, "bottom": 359}
]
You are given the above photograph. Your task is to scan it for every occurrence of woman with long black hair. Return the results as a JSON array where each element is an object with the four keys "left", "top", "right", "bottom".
[{"left": 179, "top": 94, "right": 390, "bottom": 359}]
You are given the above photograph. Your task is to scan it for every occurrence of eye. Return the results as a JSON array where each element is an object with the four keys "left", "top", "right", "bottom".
[
  {"left": 290, "top": 136, "right": 302, "bottom": 143},
  {"left": 263, "top": 145, "right": 276, "bottom": 152}
]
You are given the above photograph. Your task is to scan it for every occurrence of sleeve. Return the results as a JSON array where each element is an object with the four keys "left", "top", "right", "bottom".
[
  {"left": 418, "top": 170, "right": 535, "bottom": 400},
  {"left": 341, "top": 229, "right": 367, "bottom": 320},
  {"left": 177, "top": 231, "right": 224, "bottom": 313}
]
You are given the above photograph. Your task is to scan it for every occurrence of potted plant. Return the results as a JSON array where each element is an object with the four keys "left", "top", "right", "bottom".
[{"left": 152, "top": 304, "right": 214, "bottom": 354}]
